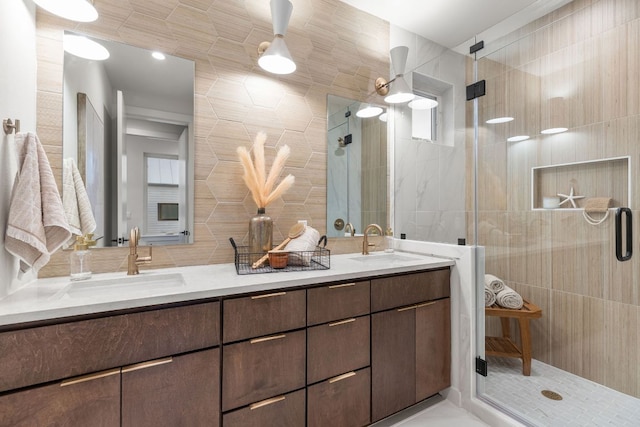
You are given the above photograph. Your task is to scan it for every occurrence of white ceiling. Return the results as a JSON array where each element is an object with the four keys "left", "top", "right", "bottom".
[{"left": 339, "top": 0, "right": 573, "bottom": 51}]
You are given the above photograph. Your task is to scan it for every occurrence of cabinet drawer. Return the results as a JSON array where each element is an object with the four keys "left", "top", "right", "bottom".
[
  {"left": 307, "top": 316, "right": 370, "bottom": 384},
  {"left": 0, "top": 302, "right": 220, "bottom": 393},
  {"left": 371, "top": 269, "right": 450, "bottom": 312},
  {"left": 222, "top": 329, "right": 305, "bottom": 411},
  {"left": 307, "top": 281, "right": 370, "bottom": 326},
  {"left": 0, "top": 368, "right": 120, "bottom": 427},
  {"left": 223, "top": 289, "right": 305, "bottom": 343},
  {"left": 223, "top": 388, "right": 305, "bottom": 427},
  {"left": 307, "top": 367, "right": 370, "bottom": 427}
]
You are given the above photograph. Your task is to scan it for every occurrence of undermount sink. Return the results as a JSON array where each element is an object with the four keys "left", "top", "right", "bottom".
[
  {"left": 53, "top": 272, "right": 186, "bottom": 300},
  {"left": 350, "top": 253, "right": 421, "bottom": 264}
]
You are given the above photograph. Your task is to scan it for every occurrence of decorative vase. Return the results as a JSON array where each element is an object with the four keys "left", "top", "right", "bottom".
[{"left": 248, "top": 208, "right": 273, "bottom": 263}]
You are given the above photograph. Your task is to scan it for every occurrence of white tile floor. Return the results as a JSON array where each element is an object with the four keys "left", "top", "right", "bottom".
[
  {"left": 389, "top": 399, "right": 489, "bottom": 427},
  {"left": 483, "top": 356, "right": 640, "bottom": 427}
]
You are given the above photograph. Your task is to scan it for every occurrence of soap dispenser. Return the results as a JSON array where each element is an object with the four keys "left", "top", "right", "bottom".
[
  {"left": 384, "top": 228, "right": 394, "bottom": 253},
  {"left": 70, "top": 235, "right": 92, "bottom": 281}
]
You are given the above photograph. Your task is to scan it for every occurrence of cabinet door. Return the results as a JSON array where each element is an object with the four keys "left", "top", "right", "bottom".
[
  {"left": 416, "top": 298, "right": 451, "bottom": 401},
  {"left": 371, "top": 308, "right": 416, "bottom": 422},
  {"left": 0, "top": 368, "right": 120, "bottom": 427},
  {"left": 307, "top": 315, "right": 370, "bottom": 384},
  {"left": 307, "top": 368, "right": 370, "bottom": 427},
  {"left": 122, "top": 348, "right": 220, "bottom": 427},
  {"left": 223, "top": 389, "right": 305, "bottom": 427},
  {"left": 222, "top": 330, "right": 305, "bottom": 411}
]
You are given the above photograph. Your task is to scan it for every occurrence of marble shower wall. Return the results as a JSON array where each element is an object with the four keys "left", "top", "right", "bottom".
[
  {"left": 390, "top": 26, "right": 467, "bottom": 244},
  {"left": 477, "top": 0, "right": 640, "bottom": 398},
  {"left": 35, "top": 0, "right": 389, "bottom": 277}
]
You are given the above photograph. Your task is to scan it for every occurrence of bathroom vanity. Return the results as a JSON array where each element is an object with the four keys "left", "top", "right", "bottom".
[{"left": 0, "top": 252, "right": 453, "bottom": 426}]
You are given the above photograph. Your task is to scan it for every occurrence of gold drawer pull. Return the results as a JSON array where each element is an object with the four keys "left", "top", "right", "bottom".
[
  {"left": 251, "top": 291, "right": 286, "bottom": 299},
  {"left": 329, "top": 318, "right": 356, "bottom": 327},
  {"left": 250, "top": 395, "right": 286, "bottom": 410},
  {"left": 328, "top": 283, "right": 355, "bottom": 289},
  {"left": 122, "top": 357, "right": 173, "bottom": 373},
  {"left": 397, "top": 304, "right": 419, "bottom": 312},
  {"left": 328, "top": 371, "right": 356, "bottom": 384},
  {"left": 416, "top": 301, "right": 436, "bottom": 308},
  {"left": 250, "top": 334, "right": 286, "bottom": 344},
  {"left": 61, "top": 368, "right": 120, "bottom": 387}
]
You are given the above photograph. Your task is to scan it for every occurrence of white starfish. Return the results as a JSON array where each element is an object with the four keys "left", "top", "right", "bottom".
[{"left": 557, "top": 187, "right": 584, "bottom": 208}]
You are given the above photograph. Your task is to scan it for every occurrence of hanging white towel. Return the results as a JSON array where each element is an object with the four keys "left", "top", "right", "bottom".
[
  {"left": 5, "top": 132, "right": 71, "bottom": 276},
  {"left": 484, "top": 274, "right": 506, "bottom": 293},
  {"left": 484, "top": 286, "right": 496, "bottom": 307},
  {"left": 63, "top": 158, "right": 96, "bottom": 236},
  {"left": 495, "top": 285, "right": 524, "bottom": 310}
]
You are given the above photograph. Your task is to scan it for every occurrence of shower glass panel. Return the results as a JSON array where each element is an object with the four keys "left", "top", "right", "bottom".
[{"left": 474, "top": 2, "right": 640, "bottom": 425}]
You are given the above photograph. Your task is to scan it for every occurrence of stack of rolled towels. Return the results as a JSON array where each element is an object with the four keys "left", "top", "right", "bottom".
[{"left": 484, "top": 274, "right": 523, "bottom": 310}]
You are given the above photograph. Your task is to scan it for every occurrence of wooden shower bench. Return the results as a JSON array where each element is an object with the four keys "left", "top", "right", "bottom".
[{"left": 485, "top": 299, "right": 542, "bottom": 376}]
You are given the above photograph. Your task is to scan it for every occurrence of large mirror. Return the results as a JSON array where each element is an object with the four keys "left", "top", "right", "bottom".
[
  {"left": 63, "top": 33, "right": 195, "bottom": 247},
  {"left": 326, "top": 95, "right": 388, "bottom": 238}
]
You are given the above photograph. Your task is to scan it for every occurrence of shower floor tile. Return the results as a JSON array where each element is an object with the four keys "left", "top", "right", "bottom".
[{"left": 484, "top": 356, "right": 640, "bottom": 426}]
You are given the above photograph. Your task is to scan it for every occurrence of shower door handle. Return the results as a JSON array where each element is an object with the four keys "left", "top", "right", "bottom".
[{"left": 615, "top": 207, "right": 632, "bottom": 262}]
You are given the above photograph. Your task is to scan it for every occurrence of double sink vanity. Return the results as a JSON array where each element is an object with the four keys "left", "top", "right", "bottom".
[{"left": 0, "top": 251, "right": 454, "bottom": 426}]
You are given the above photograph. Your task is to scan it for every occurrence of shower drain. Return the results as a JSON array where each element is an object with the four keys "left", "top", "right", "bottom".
[{"left": 541, "top": 390, "right": 563, "bottom": 401}]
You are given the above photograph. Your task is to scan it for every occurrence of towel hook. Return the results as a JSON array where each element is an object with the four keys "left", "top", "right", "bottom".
[{"left": 3, "top": 118, "right": 20, "bottom": 135}]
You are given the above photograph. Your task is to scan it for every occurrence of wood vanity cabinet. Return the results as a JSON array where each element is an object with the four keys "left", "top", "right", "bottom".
[
  {"left": 0, "top": 301, "right": 221, "bottom": 427},
  {"left": 371, "top": 269, "right": 451, "bottom": 422},
  {"left": 223, "top": 389, "right": 306, "bottom": 427}
]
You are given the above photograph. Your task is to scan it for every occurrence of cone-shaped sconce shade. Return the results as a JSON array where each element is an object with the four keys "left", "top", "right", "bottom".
[
  {"left": 384, "top": 46, "right": 414, "bottom": 104},
  {"left": 34, "top": 0, "right": 98, "bottom": 22},
  {"left": 258, "top": 0, "right": 296, "bottom": 75}
]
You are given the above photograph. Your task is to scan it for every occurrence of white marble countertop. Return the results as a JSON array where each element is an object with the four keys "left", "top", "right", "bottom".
[{"left": 0, "top": 251, "right": 454, "bottom": 328}]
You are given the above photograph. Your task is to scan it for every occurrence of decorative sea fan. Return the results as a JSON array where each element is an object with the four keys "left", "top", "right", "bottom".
[{"left": 237, "top": 132, "right": 295, "bottom": 208}]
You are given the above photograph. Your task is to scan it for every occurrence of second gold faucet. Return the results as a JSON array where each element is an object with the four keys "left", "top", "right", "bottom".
[{"left": 362, "top": 224, "right": 383, "bottom": 255}]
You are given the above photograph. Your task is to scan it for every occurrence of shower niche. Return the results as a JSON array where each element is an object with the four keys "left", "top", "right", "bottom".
[{"left": 531, "top": 156, "right": 631, "bottom": 210}]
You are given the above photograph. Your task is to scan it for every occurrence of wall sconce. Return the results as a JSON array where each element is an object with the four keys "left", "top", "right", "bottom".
[
  {"left": 257, "top": 0, "right": 296, "bottom": 75},
  {"left": 34, "top": 0, "right": 98, "bottom": 22},
  {"left": 375, "top": 46, "right": 415, "bottom": 104}
]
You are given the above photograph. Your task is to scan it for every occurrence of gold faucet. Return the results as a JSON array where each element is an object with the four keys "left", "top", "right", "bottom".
[
  {"left": 127, "top": 227, "right": 152, "bottom": 275},
  {"left": 362, "top": 223, "right": 383, "bottom": 255},
  {"left": 344, "top": 222, "right": 355, "bottom": 237}
]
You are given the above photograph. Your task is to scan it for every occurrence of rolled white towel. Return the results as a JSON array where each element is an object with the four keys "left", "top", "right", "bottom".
[
  {"left": 485, "top": 274, "right": 506, "bottom": 293},
  {"left": 496, "top": 285, "right": 524, "bottom": 310},
  {"left": 284, "top": 225, "right": 320, "bottom": 266},
  {"left": 484, "top": 286, "right": 496, "bottom": 307}
]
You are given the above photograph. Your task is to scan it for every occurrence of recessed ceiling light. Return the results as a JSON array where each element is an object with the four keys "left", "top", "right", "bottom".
[
  {"left": 507, "top": 135, "right": 530, "bottom": 142},
  {"left": 63, "top": 34, "right": 110, "bottom": 61},
  {"left": 486, "top": 117, "right": 514, "bottom": 124},
  {"left": 541, "top": 127, "right": 568, "bottom": 134},
  {"left": 152, "top": 51, "right": 166, "bottom": 60}
]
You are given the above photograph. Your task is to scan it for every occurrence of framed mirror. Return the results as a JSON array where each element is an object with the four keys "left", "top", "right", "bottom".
[
  {"left": 326, "top": 95, "right": 388, "bottom": 238},
  {"left": 63, "top": 33, "right": 195, "bottom": 247}
]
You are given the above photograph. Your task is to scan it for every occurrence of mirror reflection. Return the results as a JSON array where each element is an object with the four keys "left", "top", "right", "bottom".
[
  {"left": 62, "top": 33, "right": 195, "bottom": 247},
  {"left": 326, "top": 95, "right": 388, "bottom": 238}
]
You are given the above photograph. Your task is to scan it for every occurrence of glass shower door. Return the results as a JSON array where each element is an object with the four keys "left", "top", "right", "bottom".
[{"left": 474, "top": 2, "right": 640, "bottom": 425}]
